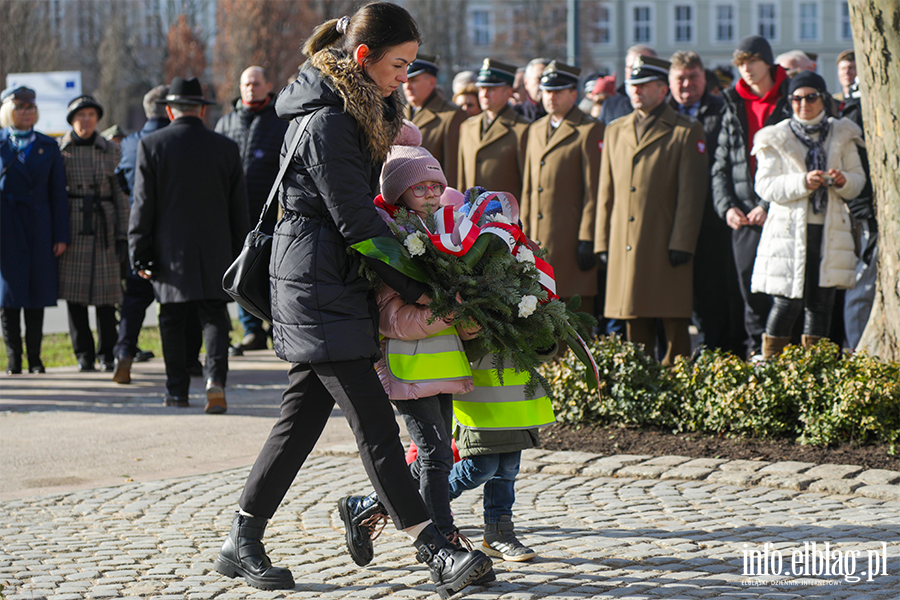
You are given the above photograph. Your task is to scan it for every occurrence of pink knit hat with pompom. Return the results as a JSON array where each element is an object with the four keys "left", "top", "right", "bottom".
[{"left": 379, "top": 120, "right": 446, "bottom": 204}]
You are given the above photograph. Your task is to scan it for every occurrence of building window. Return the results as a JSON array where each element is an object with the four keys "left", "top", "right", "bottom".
[
  {"left": 798, "top": 2, "right": 819, "bottom": 41},
  {"left": 592, "top": 4, "right": 612, "bottom": 45},
  {"left": 714, "top": 4, "right": 735, "bottom": 42},
  {"left": 472, "top": 10, "right": 491, "bottom": 46},
  {"left": 839, "top": 2, "right": 852, "bottom": 40},
  {"left": 674, "top": 5, "right": 694, "bottom": 43},
  {"left": 757, "top": 3, "right": 777, "bottom": 41},
  {"left": 632, "top": 4, "right": 652, "bottom": 43}
]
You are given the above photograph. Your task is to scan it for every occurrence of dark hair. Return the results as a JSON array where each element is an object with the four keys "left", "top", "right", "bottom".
[{"left": 303, "top": 2, "right": 421, "bottom": 67}]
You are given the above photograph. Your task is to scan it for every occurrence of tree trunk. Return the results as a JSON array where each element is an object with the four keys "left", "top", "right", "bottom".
[{"left": 849, "top": 0, "right": 900, "bottom": 361}]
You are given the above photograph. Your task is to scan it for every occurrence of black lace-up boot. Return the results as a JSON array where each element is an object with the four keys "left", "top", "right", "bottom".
[
  {"left": 338, "top": 493, "right": 388, "bottom": 566},
  {"left": 414, "top": 523, "right": 494, "bottom": 599}
]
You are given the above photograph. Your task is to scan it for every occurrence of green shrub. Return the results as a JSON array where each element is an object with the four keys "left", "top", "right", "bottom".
[
  {"left": 544, "top": 334, "right": 678, "bottom": 428},
  {"left": 544, "top": 336, "right": 900, "bottom": 450}
]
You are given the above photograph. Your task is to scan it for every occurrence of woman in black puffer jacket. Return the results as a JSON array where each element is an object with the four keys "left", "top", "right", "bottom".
[{"left": 213, "top": 4, "right": 492, "bottom": 597}]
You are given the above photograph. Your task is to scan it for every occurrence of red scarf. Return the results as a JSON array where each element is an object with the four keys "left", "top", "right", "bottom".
[
  {"left": 736, "top": 65, "right": 787, "bottom": 176},
  {"left": 373, "top": 194, "right": 401, "bottom": 217},
  {"left": 241, "top": 95, "right": 271, "bottom": 111}
]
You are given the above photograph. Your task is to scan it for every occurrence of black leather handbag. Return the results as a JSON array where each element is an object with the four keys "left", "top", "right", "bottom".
[{"left": 222, "top": 112, "right": 315, "bottom": 322}]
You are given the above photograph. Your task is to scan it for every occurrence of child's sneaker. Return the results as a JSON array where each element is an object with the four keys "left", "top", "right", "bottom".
[{"left": 481, "top": 515, "right": 536, "bottom": 562}]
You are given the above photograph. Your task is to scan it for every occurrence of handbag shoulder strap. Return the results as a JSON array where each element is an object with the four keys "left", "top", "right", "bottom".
[{"left": 253, "top": 110, "right": 317, "bottom": 231}]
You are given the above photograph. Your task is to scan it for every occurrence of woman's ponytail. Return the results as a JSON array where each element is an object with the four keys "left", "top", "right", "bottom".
[{"left": 302, "top": 19, "right": 343, "bottom": 58}]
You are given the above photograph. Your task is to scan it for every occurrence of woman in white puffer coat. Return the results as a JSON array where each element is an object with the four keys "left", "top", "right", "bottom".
[{"left": 750, "top": 71, "right": 866, "bottom": 359}]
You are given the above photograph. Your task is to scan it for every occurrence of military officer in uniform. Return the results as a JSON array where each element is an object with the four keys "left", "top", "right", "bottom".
[
  {"left": 521, "top": 61, "right": 603, "bottom": 309},
  {"left": 594, "top": 56, "right": 708, "bottom": 366},
  {"left": 458, "top": 59, "right": 531, "bottom": 202},
  {"left": 403, "top": 54, "right": 466, "bottom": 186}
]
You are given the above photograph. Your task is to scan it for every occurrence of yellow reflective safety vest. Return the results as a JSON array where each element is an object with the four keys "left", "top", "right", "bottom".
[
  {"left": 453, "top": 355, "right": 555, "bottom": 431},
  {"left": 385, "top": 327, "right": 472, "bottom": 384}
]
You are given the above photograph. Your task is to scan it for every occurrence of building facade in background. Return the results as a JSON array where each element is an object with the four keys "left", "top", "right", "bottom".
[{"left": 460, "top": 0, "right": 854, "bottom": 93}]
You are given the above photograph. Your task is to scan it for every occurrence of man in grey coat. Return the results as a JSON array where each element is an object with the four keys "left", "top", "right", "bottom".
[{"left": 130, "top": 77, "right": 250, "bottom": 413}]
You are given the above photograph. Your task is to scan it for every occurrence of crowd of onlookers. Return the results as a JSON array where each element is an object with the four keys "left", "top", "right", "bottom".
[{"left": 0, "top": 33, "right": 876, "bottom": 393}]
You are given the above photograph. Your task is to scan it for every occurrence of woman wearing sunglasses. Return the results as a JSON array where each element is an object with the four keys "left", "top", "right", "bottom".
[{"left": 748, "top": 70, "right": 866, "bottom": 359}]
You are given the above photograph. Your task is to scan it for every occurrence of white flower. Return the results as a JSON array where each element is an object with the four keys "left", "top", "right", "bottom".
[
  {"left": 486, "top": 213, "right": 511, "bottom": 224},
  {"left": 516, "top": 247, "right": 535, "bottom": 264},
  {"left": 517, "top": 295, "right": 538, "bottom": 318},
  {"left": 404, "top": 232, "right": 426, "bottom": 256}
]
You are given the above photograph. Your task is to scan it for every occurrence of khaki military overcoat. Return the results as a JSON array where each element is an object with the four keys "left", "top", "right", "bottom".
[
  {"left": 594, "top": 104, "right": 708, "bottom": 319},
  {"left": 405, "top": 92, "right": 466, "bottom": 186},
  {"left": 521, "top": 107, "right": 604, "bottom": 298},
  {"left": 458, "top": 105, "right": 530, "bottom": 201}
]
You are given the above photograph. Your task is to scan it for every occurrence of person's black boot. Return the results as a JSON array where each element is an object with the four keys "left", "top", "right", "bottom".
[
  {"left": 414, "top": 523, "right": 494, "bottom": 599},
  {"left": 338, "top": 493, "right": 388, "bottom": 566},
  {"left": 446, "top": 526, "right": 496, "bottom": 585},
  {"left": 214, "top": 512, "right": 294, "bottom": 590}
]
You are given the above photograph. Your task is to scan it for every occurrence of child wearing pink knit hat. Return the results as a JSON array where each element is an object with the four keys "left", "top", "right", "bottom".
[
  {"left": 379, "top": 128, "right": 448, "bottom": 217},
  {"left": 339, "top": 124, "right": 484, "bottom": 572}
]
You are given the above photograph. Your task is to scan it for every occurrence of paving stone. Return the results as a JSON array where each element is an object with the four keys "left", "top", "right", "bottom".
[
  {"left": 803, "top": 464, "right": 865, "bottom": 480},
  {"left": 854, "top": 485, "right": 900, "bottom": 501},
  {"left": 616, "top": 465, "right": 670, "bottom": 479},
  {"left": 757, "top": 474, "right": 818, "bottom": 491},
  {"left": 758, "top": 462, "right": 817, "bottom": 474},
  {"left": 537, "top": 451, "right": 601, "bottom": 465},
  {"left": 661, "top": 467, "right": 715, "bottom": 481},
  {"left": 856, "top": 470, "right": 900, "bottom": 486},
  {"left": 808, "top": 479, "right": 866, "bottom": 495},
  {"left": 718, "top": 460, "right": 771, "bottom": 472}
]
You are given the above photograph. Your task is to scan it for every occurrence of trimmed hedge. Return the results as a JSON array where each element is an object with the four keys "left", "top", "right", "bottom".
[{"left": 542, "top": 335, "right": 900, "bottom": 452}]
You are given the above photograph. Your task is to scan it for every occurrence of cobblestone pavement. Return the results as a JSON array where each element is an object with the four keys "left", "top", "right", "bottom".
[{"left": 2, "top": 449, "right": 899, "bottom": 600}]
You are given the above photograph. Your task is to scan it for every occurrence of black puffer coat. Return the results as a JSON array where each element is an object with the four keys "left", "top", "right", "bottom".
[
  {"left": 270, "top": 48, "right": 421, "bottom": 364},
  {"left": 214, "top": 95, "right": 288, "bottom": 230},
  {"left": 711, "top": 77, "right": 791, "bottom": 220}
]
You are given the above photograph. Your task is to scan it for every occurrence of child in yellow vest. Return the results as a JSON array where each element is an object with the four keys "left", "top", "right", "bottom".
[
  {"left": 449, "top": 340, "right": 557, "bottom": 561},
  {"left": 338, "top": 130, "right": 485, "bottom": 576}
]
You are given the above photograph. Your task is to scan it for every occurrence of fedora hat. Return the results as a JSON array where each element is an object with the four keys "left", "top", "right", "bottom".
[
  {"left": 66, "top": 95, "right": 104, "bottom": 124},
  {"left": 156, "top": 77, "right": 215, "bottom": 105}
]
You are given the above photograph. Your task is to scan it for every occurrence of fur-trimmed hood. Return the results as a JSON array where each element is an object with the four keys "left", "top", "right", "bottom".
[{"left": 275, "top": 47, "right": 403, "bottom": 164}]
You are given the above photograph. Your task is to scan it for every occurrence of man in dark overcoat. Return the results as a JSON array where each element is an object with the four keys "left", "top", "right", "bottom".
[
  {"left": 403, "top": 55, "right": 466, "bottom": 186},
  {"left": 215, "top": 66, "right": 289, "bottom": 354},
  {"left": 668, "top": 51, "right": 746, "bottom": 357},
  {"left": 130, "top": 77, "right": 250, "bottom": 413},
  {"left": 458, "top": 59, "right": 531, "bottom": 202},
  {"left": 521, "top": 61, "right": 603, "bottom": 308},
  {"left": 594, "top": 57, "right": 708, "bottom": 366}
]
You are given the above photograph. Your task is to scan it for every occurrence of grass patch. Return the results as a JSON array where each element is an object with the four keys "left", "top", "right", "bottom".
[{"left": 0, "top": 318, "right": 245, "bottom": 369}]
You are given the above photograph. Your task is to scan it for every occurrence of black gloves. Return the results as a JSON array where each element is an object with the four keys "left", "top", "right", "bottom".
[
  {"left": 669, "top": 250, "right": 692, "bottom": 267},
  {"left": 597, "top": 251, "right": 608, "bottom": 266},
  {"left": 577, "top": 241, "right": 597, "bottom": 271}
]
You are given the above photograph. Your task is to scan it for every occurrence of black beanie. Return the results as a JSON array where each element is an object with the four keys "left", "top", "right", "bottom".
[
  {"left": 788, "top": 70, "right": 828, "bottom": 97},
  {"left": 736, "top": 35, "right": 774, "bottom": 67}
]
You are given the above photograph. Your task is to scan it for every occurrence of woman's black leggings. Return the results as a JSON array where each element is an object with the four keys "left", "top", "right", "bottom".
[
  {"left": 765, "top": 224, "right": 836, "bottom": 338},
  {"left": 239, "top": 358, "right": 430, "bottom": 529}
]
